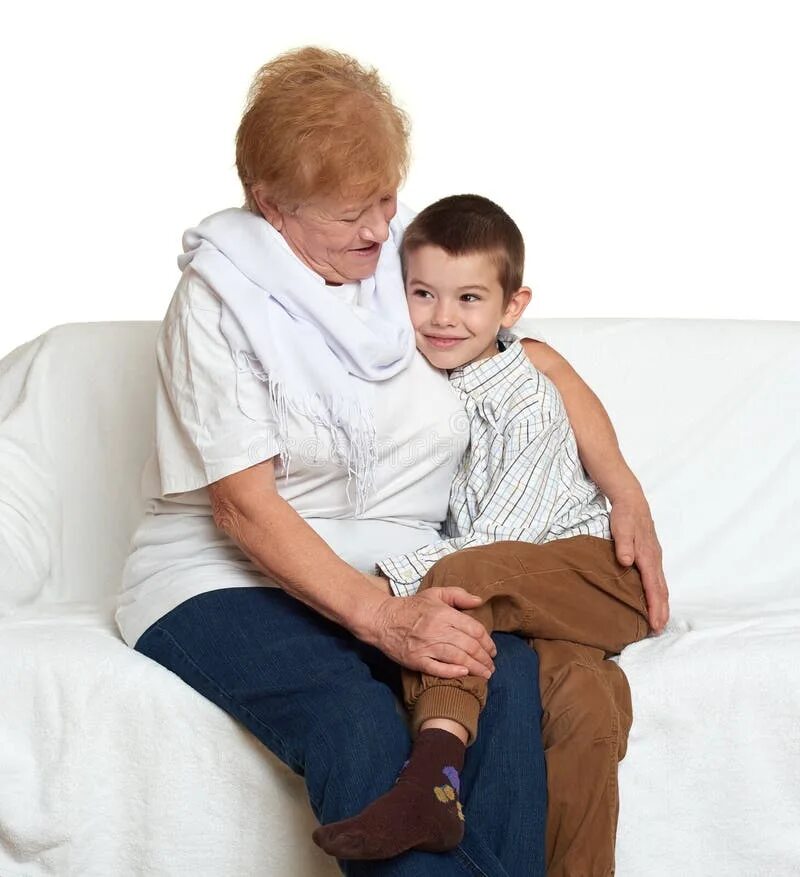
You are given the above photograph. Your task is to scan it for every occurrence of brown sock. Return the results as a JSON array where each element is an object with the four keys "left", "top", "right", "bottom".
[{"left": 312, "top": 728, "right": 466, "bottom": 861}]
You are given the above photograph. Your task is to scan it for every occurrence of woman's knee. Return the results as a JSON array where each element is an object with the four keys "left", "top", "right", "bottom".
[
  {"left": 138, "top": 598, "right": 411, "bottom": 780},
  {"left": 484, "top": 633, "right": 543, "bottom": 720},
  {"left": 492, "top": 633, "right": 540, "bottom": 685}
]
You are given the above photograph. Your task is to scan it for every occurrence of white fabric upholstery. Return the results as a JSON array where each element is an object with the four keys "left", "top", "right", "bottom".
[
  {"left": 616, "top": 598, "right": 800, "bottom": 876},
  {"left": 517, "top": 317, "right": 800, "bottom": 606},
  {"left": 0, "top": 323, "right": 160, "bottom": 606},
  {"left": 1, "top": 318, "right": 798, "bottom": 875}
]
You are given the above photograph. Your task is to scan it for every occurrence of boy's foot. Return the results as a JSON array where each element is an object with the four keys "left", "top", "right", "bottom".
[{"left": 312, "top": 728, "right": 466, "bottom": 860}]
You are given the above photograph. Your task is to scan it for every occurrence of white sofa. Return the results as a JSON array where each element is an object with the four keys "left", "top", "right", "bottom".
[{"left": 1, "top": 318, "right": 798, "bottom": 877}]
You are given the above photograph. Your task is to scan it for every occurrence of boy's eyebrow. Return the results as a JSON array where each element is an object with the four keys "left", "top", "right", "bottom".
[
  {"left": 456, "top": 284, "right": 491, "bottom": 293},
  {"left": 406, "top": 279, "right": 492, "bottom": 294}
]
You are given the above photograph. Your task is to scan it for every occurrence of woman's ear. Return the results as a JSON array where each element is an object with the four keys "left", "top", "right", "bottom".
[
  {"left": 251, "top": 183, "right": 284, "bottom": 230},
  {"left": 501, "top": 286, "right": 533, "bottom": 327}
]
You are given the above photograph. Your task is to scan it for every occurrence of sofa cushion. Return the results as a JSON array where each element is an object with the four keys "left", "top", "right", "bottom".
[
  {"left": 0, "top": 600, "right": 338, "bottom": 876},
  {"left": 615, "top": 596, "right": 800, "bottom": 874}
]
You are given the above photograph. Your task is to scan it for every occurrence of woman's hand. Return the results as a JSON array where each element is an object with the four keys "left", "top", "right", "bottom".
[
  {"left": 366, "top": 588, "right": 497, "bottom": 679},
  {"left": 363, "top": 573, "right": 392, "bottom": 594},
  {"left": 610, "top": 492, "right": 670, "bottom": 634}
]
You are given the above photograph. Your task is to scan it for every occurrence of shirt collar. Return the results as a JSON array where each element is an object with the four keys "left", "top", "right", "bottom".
[{"left": 448, "top": 330, "right": 529, "bottom": 395}]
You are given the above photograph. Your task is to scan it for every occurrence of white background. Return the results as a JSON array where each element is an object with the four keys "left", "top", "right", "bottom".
[{"left": 1, "top": 0, "right": 798, "bottom": 357}]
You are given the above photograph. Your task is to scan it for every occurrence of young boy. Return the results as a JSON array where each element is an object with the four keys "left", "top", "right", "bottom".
[{"left": 313, "top": 195, "right": 650, "bottom": 872}]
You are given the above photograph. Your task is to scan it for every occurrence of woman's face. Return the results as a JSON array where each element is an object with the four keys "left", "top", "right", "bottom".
[{"left": 257, "top": 188, "right": 398, "bottom": 284}]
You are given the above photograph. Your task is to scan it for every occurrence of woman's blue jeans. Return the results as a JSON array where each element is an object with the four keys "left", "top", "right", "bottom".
[{"left": 135, "top": 586, "right": 547, "bottom": 876}]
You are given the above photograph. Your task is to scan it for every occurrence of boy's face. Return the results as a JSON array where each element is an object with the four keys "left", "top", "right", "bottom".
[{"left": 404, "top": 245, "right": 530, "bottom": 370}]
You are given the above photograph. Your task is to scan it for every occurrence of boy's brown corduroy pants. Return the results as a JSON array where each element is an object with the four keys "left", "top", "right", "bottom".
[{"left": 401, "top": 535, "right": 650, "bottom": 877}]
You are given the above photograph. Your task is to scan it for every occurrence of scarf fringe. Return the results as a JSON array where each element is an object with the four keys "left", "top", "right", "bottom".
[{"left": 244, "top": 356, "right": 377, "bottom": 515}]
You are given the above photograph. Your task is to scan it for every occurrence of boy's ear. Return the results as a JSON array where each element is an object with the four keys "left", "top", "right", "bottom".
[{"left": 501, "top": 286, "right": 533, "bottom": 328}]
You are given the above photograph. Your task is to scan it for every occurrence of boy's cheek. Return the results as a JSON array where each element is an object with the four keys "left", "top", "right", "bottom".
[{"left": 404, "top": 299, "right": 426, "bottom": 328}]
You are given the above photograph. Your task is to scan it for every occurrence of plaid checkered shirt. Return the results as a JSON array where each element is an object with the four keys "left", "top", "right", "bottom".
[{"left": 377, "top": 334, "right": 611, "bottom": 597}]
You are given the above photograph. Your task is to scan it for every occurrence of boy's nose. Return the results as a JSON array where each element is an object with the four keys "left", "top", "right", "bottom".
[{"left": 431, "top": 303, "right": 457, "bottom": 326}]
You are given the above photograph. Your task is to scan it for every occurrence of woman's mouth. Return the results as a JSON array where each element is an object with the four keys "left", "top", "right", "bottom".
[{"left": 351, "top": 242, "right": 380, "bottom": 257}]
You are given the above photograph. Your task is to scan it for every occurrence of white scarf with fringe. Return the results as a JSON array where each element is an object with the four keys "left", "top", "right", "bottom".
[{"left": 178, "top": 207, "right": 416, "bottom": 512}]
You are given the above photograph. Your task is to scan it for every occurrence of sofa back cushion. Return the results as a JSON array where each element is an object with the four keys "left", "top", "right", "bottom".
[
  {"left": 0, "top": 318, "right": 797, "bottom": 607},
  {"left": 517, "top": 317, "right": 800, "bottom": 606}
]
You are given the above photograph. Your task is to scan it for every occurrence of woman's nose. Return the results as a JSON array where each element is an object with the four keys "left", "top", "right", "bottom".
[{"left": 359, "top": 206, "right": 390, "bottom": 244}]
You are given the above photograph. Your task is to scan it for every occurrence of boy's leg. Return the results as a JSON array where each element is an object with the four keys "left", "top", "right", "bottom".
[
  {"left": 533, "top": 638, "right": 633, "bottom": 877},
  {"left": 314, "top": 535, "right": 644, "bottom": 864},
  {"left": 404, "top": 535, "right": 648, "bottom": 744}
]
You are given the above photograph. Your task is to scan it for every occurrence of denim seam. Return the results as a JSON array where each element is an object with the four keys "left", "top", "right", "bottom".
[{"left": 453, "top": 843, "right": 491, "bottom": 877}]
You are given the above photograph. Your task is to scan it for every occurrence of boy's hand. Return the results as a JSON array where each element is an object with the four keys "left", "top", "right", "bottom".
[{"left": 611, "top": 494, "right": 670, "bottom": 634}]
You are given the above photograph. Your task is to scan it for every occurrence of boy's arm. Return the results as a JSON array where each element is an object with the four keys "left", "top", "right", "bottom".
[
  {"left": 520, "top": 339, "right": 669, "bottom": 632},
  {"left": 377, "top": 417, "right": 572, "bottom": 596}
]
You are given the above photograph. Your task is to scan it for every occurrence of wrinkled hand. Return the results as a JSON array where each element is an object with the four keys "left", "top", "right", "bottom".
[
  {"left": 369, "top": 588, "right": 497, "bottom": 679},
  {"left": 611, "top": 493, "right": 670, "bottom": 633}
]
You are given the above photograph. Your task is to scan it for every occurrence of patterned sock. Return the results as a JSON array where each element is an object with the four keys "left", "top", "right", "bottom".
[{"left": 312, "top": 728, "right": 466, "bottom": 860}]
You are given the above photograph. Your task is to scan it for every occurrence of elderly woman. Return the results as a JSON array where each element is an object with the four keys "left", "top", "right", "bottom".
[{"left": 117, "top": 47, "right": 668, "bottom": 876}]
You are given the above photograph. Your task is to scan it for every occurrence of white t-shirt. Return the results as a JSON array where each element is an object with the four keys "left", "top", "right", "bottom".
[{"left": 115, "top": 270, "right": 468, "bottom": 646}]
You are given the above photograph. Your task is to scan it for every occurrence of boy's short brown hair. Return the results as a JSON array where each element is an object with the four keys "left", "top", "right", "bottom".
[{"left": 401, "top": 195, "right": 524, "bottom": 304}]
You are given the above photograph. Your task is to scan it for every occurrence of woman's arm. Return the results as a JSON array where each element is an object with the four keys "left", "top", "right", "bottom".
[
  {"left": 521, "top": 339, "right": 670, "bottom": 633},
  {"left": 208, "top": 458, "right": 497, "bottom": 677}
]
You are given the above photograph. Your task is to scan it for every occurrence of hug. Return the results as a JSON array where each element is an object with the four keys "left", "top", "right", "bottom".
[{"left": 117, "top": 46, "right": 669, "bottom": 877}]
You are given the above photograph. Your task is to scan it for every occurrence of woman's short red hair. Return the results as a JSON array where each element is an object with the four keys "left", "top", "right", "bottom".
[{"left": 236, "top": 47, "right": 411, "bottom": 210}]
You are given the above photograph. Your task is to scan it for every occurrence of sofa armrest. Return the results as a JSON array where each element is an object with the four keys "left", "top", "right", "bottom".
[
  {"left": 0, "top": 435, "right": 58, "bottom": 612},
  {"left": 0, "top": 335, "right": 62, "bottom": 612}
]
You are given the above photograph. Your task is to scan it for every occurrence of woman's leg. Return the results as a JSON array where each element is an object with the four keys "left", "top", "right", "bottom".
[
  {"left": 361, "top": 631, "right": 548, "bottom": 877},
  {"left": 316, "top": 630, "right": 548, "bottom": 875},
  {"left": 135, "top": 586, "right": 526, "bottom": 877},
  {"left": 459, "top": 633, "right": 548, "bottom": 877}
]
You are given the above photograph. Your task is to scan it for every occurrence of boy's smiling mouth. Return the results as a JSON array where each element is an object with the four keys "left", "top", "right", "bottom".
[{"left": 423, "top": 335, "right": 467, "bottom": 348}]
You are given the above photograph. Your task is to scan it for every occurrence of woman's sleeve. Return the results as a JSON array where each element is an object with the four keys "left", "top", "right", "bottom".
[{"left": 154, "top": 274, "right": 283, "bottom": 495}]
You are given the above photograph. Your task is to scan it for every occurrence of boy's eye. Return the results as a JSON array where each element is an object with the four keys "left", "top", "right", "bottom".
[
  {"left": 461, "top": 294, "right": 480, "bottom": 303},
  {"left": 411, "top": 288, "right": 433, "bottom": 299}
]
